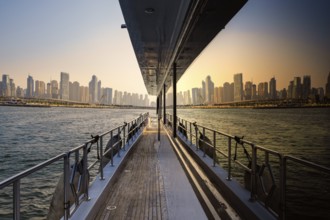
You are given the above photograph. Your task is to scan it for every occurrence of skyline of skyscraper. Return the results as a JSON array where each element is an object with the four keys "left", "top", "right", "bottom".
[
  {"left": 89, "top": 75, "right": 98, "bottom": 103},
  {"left": 205, "top": 75, "right": 214, "bottom": 104},
  {"left": 234, "top": 73, "right": 243, "bottom": 102},
  {"left": 60, "top": 72, "right": 70, "bottom": 100},
  {"left": 26, "top": 75, "right": 34, "bottom": 98},
  {"left": 269, "top": 77, "right": 277, "bottom": 100}
]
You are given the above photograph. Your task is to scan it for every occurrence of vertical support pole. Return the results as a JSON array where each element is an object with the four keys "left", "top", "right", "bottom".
[
  {"left": 123, "top": 123, "right": 126, "bottom": 151},
  {"left": 100, "top": 136, "right": 104, "bottom": 179},
  {"left": 173, "top": 62, "right": 177, "bottom": 138},
  {"left": 250, "top": 144, "right": 257, "bottom": 201},
  {"left": 185, "top": 120, "right": 187, "bottom": 140},
  {"left": 163, "top": 84, "right": 166, "bottom": 124},
  {"left": 190, "top": 122, "right": 192, "bottom": 145},
  {"left": 203, "top": 127, "right": 206, "bottom": 157},
  {"left": 110, "top": 131, "right": 114, "bottom": 166},
  {"left": 213, "top": 131, "right": 216, "bottom": 167},
  {"left": 157, "top": 95, "right": 160, "bottom": 141},
  {"left": 127, "top": 123, "right": 130, "bottom": 144},
  {"left": 13, "top": 180, "right": 20, "bottom": 220},
  {"left": 227, "top": 137, "right": 232, "bottom": 180},
  {"left": 156, "top": 95, "right": 159, "bottom": 115},
  {"left": 117, "top": 127, "right": 121, "bottom": 157},
  {"left": 195, "top": 123, "right": 198, "bottom": 151},
  {"left": 83, "top": 143, "right": 89, "bottom": 200},
  {"left": 280, "top": 156, "right": 287, "bottom": 220},
  {"left": 63, "top": 154, "right": 70, "bottom": 219}
]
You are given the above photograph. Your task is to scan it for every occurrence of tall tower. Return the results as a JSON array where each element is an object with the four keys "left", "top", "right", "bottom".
[
  {"left": 223, "top": 82, "right": 231, "bottom": 102},
  {"left": 244, "top": 81, "right": 253, "bottom": 100},
  {"left": 51, "top": 80, "right": 58, "bottom": 99},
  {"left": 60, "top": 72, "right": 70, "bottom": 100},
  {"left": 234, "top": 73, "right": 243, "bottom": 102},
  {"left": 201, "top": 80, "right": 206, "bottom": 103},
  {"left": 26, "top": 75, "right": 34, "bottom": 98},
  {"left": 2, "top": 75, "right": 11, "bottom": 97},
  {"left": 326, "top": 72, "right": 330, "bottom": 99},
  {"left": 191, "top": 88, "right": 199, "bottom": 105},
  {"left": 302, "top": 75, "right": 311, "bottom": 99},
  {"left": 269, "top": 77, "right": 276, "bottom": 99},
  {"left": 205, "top": 75, "right": 214, "bottom": 104},
  {"left": 293, "top": 77, "right": 301, "bottom": 99},
  {"left": 97, "top": 80, "right": 102, "bottom": 101},
  {"left": 89, "top": 75, "right": 98, "bottom": 103}
]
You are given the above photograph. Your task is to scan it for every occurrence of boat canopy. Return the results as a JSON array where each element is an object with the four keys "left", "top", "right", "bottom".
[{"left": 119, "top": 0, "right": 247, "bottom": 96}]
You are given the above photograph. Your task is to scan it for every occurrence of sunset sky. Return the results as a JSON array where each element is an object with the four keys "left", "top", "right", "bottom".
[{"left": 1, "top": 0, "right": 330, "bottom": 101}]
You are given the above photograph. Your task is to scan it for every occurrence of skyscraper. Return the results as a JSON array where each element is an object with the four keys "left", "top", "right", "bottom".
[
  {"left": 293, "top": 77, "right": 301, "bottom": 99},
  {"left": 223, "top": 82, "right": 231, "bottom": 103},
  {"left": 97, "top": 80, "right": 102, "bottom": 101},
  {"left": 244, "top": 81, "right": 253, "bottom": 100},
  {"left": 80, "top": 86, "right": 89, "bottom": 103},
  {"left": 191, "top": 88, "right": 199, "bottom": 105},
  {"left": 35, "top": 80, "right": 45, "bottom": 98},
  {"left": 60, "top": 72, "right": 70, "bottom": 100},
  {"left": 46, "top": 83, "right": 51, "bottom": 98},
  {"left": 201, "top": 80, "right": 206, "bottom": 103},
  {"left": 287, "top": 81, "right": 293, "bottom": 99},
  {"left": 205, "top": 75, "right": 214, "bottom": 104},
  {"left": 302, "top": 75, "right": 311, "bottom": 99},
  {"left": 257, "top": 82, "right": 268, "bottom": 99},
  {"left": 252, "top": 84, "right": 257, "bottom": 100},
  {"left": 234, "top": 73, "right": 243, "bottom": 102},
  {"left": 51, "top": 80, "right": 58, "bottom": 99},
  {"left": 26, "top": 75, "right": 34, "bottom": 98},
  {"left": 2, "top": 74, "right": 10, "bottom": 97},
  {"left": 326, "top": 72, "right": 330, "bottom": 99},
  {"left": 72, "top": 81, "right": 80, "bottom": 101},
  {"left": 214, "top": 87, "right": 222, "bottom": 104},
  {"left": 269, "top": 77, "right": 277, "bottom": 99},
  {"left": 89, "top": 75, "right": 98, "bottom": 103},
  {"left": 10, "top": 78, "right": 15, "bottom": 97}
]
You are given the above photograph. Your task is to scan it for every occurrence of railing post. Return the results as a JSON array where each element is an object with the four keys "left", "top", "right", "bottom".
[
  {"left": 13, "top": 180, "right": 20, "bottom": 220},
  {"left": 190, "top": 122, "right": 192, "bottom": 146},
  {"left": 99, "top": 136, "right": 104, "bottom": 180},
  {"left": 172, "top": 62, "right": 177, "bottom": 138},
  {"left": 110, "top": 131, "right": 114, "bottom": 166},
  {"left": 227, "top": 137, "right": 232, "bottom": 180},
  {"left": 185, "top": 120, "right": 187, "bottom": 140},
  {"left": 127, "top": 123, "right": 130, "bottom": 144},
  {"left": 63, "top": 154, "right": 70, "bottom": 220},
  {"left": 83, "top": 143, "right": 89, "bottom": 200},
  {"left": 117, "top": 127, "right": 121, "bottom": 157},
  {"left": 203, "top": 127, "right": 206, "bottom": 157},
  {"left": 280, "top": 156, "right": 287, "bottom": 220},
  {"left": 213, "top": 131, "right": 216, "bottom": 167},
  {"left": 195, "top": 123, "right": 198, "bottom": 151},
  {"left": 250, "top": 144, "right": 257, "bottom": 201},
  {"left": 123, "top": 123, "right": 126, "bottom": 151}
]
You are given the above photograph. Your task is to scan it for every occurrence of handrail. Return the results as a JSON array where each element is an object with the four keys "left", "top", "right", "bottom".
[
  {"left": 0, "top": 112, "right": 149, "bottom": 220},
  {"left": 166, "top": 113, "right": 330, "bottom": 220}
]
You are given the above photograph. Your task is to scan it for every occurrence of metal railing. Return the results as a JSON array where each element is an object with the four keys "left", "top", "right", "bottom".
[
  {"left": 166, "top": 113, "right": 330, "bottom": 220},
  {"left": 0, "top": 113, "right": 149, "bottom": 220}
]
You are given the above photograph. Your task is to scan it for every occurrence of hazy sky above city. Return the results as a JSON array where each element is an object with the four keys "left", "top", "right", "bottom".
[{"left": 1, "top": 0, "right": 330, "bottom": 100}]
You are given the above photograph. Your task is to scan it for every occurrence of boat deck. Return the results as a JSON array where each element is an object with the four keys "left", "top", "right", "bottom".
[{"left": 94, "top": 119, "right": 207, "bottom": 220}]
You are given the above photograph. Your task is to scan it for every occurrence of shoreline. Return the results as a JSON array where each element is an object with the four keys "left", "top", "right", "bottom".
[
  {"left": 0, "top": 103, "right": 155, "bottom": 109},
  {"left": 1, "top": 103, "right": 329, "bottom": 109}
]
